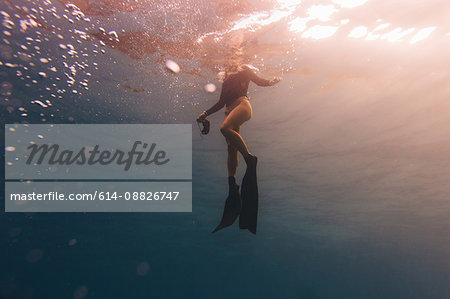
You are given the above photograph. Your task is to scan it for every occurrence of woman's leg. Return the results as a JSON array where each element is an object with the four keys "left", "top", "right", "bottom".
[
  {"left": 220, "top": 98, "right": 252, "bottom": 159},
  {"left": 227, "top": 127, "right": 240, "bottom": 177}
]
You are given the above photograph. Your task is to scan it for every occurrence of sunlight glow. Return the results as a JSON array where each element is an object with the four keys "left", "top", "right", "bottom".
[
  {"left": 231, "top": 11, "right": 271, "bottom": 31},
  {"left": 362, "top": 23, "right": 390, "bottom": 40},
  {"left": 381, "top": 27, "right": 415, "bottom": 42},
  {"left": 289, "top": 17, "right": 308, "bottom": 33},
  {"left": 276, "top": 0, "right": 302, "bottom": 9},
  {"left": 348, "top": 26, "right": 367, "bottom": 38},
  {"left": 227, "top": 0, "right": 301, "bottom": 33},
  {"left": 365, "top": 33, "right": 379, "bottom": 40},
  {"left": 308, "top": 5, "right": 337, "bottom": 21},
  {"left": 302, "top": 25, "right": 338, "bottom": 39},
  {"left": 290, "top": 4, "right": 339, "bottom": 35},
  {"left": 290, "top": 4, "right": 338, "bottom": 35},
  {"left": 373, "top": 23, "right": 390, "bottom": 32},
  {"left": 409, "top": 27, "right": 436, "bottom": 44},
  {"left": 197, "top": 0, "right": 303, "bottom": 43},
  {"left": 332, "top": 0, "right": 368, "bottom": 9},
  {"left": 198, "top": 0, "right": 430, "bottom": 46}
]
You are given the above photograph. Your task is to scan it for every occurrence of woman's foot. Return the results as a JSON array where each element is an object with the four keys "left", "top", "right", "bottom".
[
  {"left": 228, "top": 176, "right": 240, "bottom": 204},
  {"left": 244, "top": 154, "right": 257, "bottom": 169},
  {"left": 228, "top": 176, "right": 237, "bottom": 187}
]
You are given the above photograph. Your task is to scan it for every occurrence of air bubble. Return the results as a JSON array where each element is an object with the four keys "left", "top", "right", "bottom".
[
  {"left": 137, "top": 262, "right": 150, "bottom": 276},
  {"left": 73, "top": 286, "right": 88, "bottom": 299},
  {"left": 204, "top": 83, "right": 216, "bottom": 93},
  {"left": 165, "top": 59, "right": 180, "bottom": 73},
  {"left": 31, "top": 100, "right": 48, "bottom": 107}
]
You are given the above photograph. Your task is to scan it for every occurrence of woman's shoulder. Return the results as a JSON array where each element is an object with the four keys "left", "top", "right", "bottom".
[{"left": 219, "top": 64, "right": 259, "bottom": 82}]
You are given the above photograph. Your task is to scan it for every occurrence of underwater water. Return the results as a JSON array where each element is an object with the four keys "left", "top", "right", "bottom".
[{"left": 1, "top": 0, "right": 450, "bottom": 298}]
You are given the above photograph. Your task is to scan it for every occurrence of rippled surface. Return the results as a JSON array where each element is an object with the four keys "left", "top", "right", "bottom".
[{"left": 1, "top": 0, "right": 450, "bottom": 298}]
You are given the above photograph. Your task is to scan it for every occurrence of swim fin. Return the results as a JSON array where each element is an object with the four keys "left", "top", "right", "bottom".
[
  {"left": 212, "top": 183, "right": 242, "bottom": 233},
  {"left": 239, "top": 155, "right": 258, "bottom": 234}
]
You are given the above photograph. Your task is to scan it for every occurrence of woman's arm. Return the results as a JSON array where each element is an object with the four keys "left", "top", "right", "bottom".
[
  {"left": 197, "top": 96, "right": 225, "bottom": 120},
  {"left": 205, "top": 97, "right": 226, "bottom": 116},
  {"left": 245, "top": 66, "right": 282, "bottom": 86}
]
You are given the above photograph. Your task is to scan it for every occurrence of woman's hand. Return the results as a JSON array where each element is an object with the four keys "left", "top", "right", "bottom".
[
  {"left": 197, "top": 111, "right": 208, "bottom": 122},
  {"left": 269, "top": 77, "right": 282, "bottom": 86}
]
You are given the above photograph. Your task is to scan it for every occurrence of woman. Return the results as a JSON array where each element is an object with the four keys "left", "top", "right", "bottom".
[
  {"left": 198, "top": 63, "right": 281, "bottom": 234},
  {"left": 197, "top": 64, "right": 281, "bottom": 185}
]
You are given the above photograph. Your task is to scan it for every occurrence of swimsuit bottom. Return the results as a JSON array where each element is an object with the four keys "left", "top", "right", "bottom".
[{"left": 224, "top": 96, "right": 249, "bottom": 116}]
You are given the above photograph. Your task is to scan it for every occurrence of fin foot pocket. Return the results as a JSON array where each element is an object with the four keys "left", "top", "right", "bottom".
[{"left": 212, "top": 184, "right": 242, "bottom": 233}]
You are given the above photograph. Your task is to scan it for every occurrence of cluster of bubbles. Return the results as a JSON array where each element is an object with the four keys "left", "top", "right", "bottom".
[
  {"left": 0, "top": 1, "right": 121, "bottom": 122},
  {"left": 1, "top": 1, "right": 218, "bottom": 122}
]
